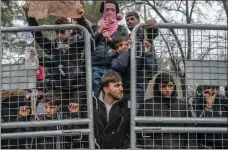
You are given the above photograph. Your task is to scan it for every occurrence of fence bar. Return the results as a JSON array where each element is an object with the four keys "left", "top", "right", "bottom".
[
  {"left": 135, "top": 117, "right": 228, "bottom": 124},
  {"left": 130, "top": 20, "right": 142, "bottom": 149},
  {"left": 1, "top": 119, "right": 90, "bottom": 129},
  {"left": 135, "top": 127, "right": 227, "bottom": 133},
  {"left": 138, "top": 23, "right": 227, "bottom": 30},
  {"left": 1, "top": 129, "right": 91, "bottom": 139},
  {"left": 82, "top": 23, "right": 95, "bottom": 150},
  {"left": 1, "top": 23, "right": 227, "bottom": 33},
  {"left": 1, "top": 24, "right": 87, "bottom": 32}
]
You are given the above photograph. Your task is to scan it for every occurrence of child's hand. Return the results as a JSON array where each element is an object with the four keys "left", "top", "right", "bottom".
[
  {"left": 144, "top": 40, "right": 151, "bottom": 52},
  {"left": 19, "top": 106, "right": 30, "bottom": 117},
  {"left": 68, "top": 103, "right": 79, "bottom": 113}
]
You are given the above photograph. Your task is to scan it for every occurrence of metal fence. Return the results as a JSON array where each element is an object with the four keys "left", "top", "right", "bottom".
[
  {"left": 1, "top": 24, "right": 94, "bottom": 149},
  {"left": 1, "top": 22, "right": 228, "bottom": 149},
  {"left": 130, "top": 23, "right": 228, "bottom": 149}
]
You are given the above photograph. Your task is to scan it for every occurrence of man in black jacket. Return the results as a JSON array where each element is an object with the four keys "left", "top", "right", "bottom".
[
  {"left": 188, "top": 85, "right": 228, "bottom": 149},
  {"left": 93, "top": 71, "right": 130, "bottom": 149},
  {"left": 23, "top": 3, "right": 92, "bottom": 116},
  {"left": 124, "top": 11, "right": 159, "bottom": 104},
  {"left": 137, "top": 73, "right": 197, "bottom": 149}
]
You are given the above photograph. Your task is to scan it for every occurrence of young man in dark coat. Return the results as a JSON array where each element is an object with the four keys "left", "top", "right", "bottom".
[
  {"left": 23, "top": 3, "right": 92, "bottom": 116},
  {"left": 188, "top": 85, "right": 228, "bottom": 149},
  {"left": 93, "top": 72, "right": 130, "bottom": 149},
  {"left": 137, "top": 73, "right": 197, "bottom": 149}
]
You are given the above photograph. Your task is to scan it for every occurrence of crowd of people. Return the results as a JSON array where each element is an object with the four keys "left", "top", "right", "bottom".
[{"left": 1, "top": 0, "right": 228, "bottom": 149}]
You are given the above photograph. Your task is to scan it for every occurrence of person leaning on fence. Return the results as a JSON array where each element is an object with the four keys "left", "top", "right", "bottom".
[
  {"left": 137, "top": 73, "right": 197, "bottom": 149},
  {"left": 23, "top": 3, "right": 93, "bottom": 117},
  {"left": 17, "top": 92, "right": 83, "bottom": 149},
  {"left": 124, "top": 11, "right": 159, "bottom": 104},
  {"left": 188, "top": 85, "right": 228, "bottom": 149},
  {"left": 93, "top": 72, "right": 130, "bottom": 149},
  {"left": 91, "top": 0, "right": 129, "bottom": 95}
]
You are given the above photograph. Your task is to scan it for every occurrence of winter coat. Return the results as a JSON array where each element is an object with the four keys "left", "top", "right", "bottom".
[
  {"left": 137, "top": 73, "right": 197, "bottom": 149},
  {"left": 26, "top": 16, "right": 92, "bottom": 90},
  {"left": 91, "top": 25, "right": 129, "bottom": 67},
  {"left": 93, "top": 92, "right": 130, "bottom": 149},
  {"left": 188, "top": 86, "right": 228, "bottom": 149},
  {"left": 17, "top": 111, "right": 84, "bottom": 149}
]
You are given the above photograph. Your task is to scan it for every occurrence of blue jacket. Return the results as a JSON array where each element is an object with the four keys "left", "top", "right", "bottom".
[
  {"left": 109, "top": 48, "right": 157, "bottom": 102},
  {"left": 91, "top": 25, "right": 129, "bottom": 67}
]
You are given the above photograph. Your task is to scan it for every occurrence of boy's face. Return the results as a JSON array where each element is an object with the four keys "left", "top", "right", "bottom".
[
  {"left": 158, "top": 81, "right": 175, "bottom": 97},
  {"left": 44, "top": 103, "right": 59, "bottom": 117},
  {"left": 115, "top": 41, "right": 128, "bottom": 53}
]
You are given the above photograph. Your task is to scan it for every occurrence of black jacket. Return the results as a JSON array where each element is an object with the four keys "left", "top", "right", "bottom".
[
  {"left": 188, "top": 86, "right": 228, "bottom": 149},
  {"left": 93, "top": 92, "right": 130, "bottom": 149},
  {"left": 91, "top": 25, "right": 129, "bottom": 67},
  {"left": 137, "top": 73, "right": 197, "bottom": 149},
  {"left": 17, "top": 111, "right": 83, "bottom": 149},
  {"left": 26, "top": 16, "right": 92, "bottom": 90}
]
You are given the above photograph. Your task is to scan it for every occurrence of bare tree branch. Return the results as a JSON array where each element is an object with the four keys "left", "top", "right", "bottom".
[{"left": 144, "top": 0, "right": 186, "bottom": 66}]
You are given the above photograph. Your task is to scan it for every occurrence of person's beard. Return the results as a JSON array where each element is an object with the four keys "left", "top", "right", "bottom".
[{"left": 109, "top": 91, "right": 123, "bottom": 101}]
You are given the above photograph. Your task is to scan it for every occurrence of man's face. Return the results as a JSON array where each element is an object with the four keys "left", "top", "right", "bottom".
[
  {"left": 44, "top": 103, "right": 59, "bottom": 117},
  {"left": 104, "top": 81, "right": 123, "bottom": 100},
  {"left": 115, "top": 40, "right": 128, "bottom": 53},
  {"left": 55, "top": 30, "right": 70, "bottom": 41},
  {"left": 158, "top": 81, "right": 175, "bottom": 97},
  {"left": 104, "top": 3, "right": 116, "bottom": 23},
  {"left": 125, "top": 16, "right": 139, "bottom": 31}
]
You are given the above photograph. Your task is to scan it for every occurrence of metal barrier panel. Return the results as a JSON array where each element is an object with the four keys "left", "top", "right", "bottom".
[
  {"left": 1, "top": 24, "right": 94, "bottom": 149},
  {"left": 130, "top": 23, "right": 228, "bottom": 149}
]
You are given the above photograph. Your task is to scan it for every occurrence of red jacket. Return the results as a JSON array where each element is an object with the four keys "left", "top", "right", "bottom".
[{"left": 36, "top": 65, "right": 45, "bottom": 79}]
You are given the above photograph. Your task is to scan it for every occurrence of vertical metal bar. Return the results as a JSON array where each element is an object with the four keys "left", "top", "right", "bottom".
[
  {"left": 0, "top": 0, "right": 2, "bottom": 140},
  {"left": 130, "top": 23, "right": 145, "bottom": 149},
  {"left": 82, "top": 26, "right": 95, "bottom": 149}
]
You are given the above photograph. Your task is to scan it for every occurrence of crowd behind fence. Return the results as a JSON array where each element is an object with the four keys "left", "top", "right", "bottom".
[{"left": 1, "top": 23, "right": 228, "bottom": 149}]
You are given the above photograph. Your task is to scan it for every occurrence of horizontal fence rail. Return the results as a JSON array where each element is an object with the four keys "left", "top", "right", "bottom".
[
  {"left": 1, "top": 129, "right": 91, "bottom": 139},
  {"left": 1, "top": 119, "right": 91, "bottom": 129},
  {"left": 135, "top": 117, "right": 228, "bottom": 124}
]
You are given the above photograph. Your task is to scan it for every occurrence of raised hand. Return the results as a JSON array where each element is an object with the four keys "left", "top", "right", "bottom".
[
  {"left": 146, "top": 19, "right": 157, "bottom": 28},
  {"left": 68, "top": 103, "right": 79, "bottom": 113},
  {"left": 144, "top": 40, "right": 151, "bottom": 52},
  {"left": 19, "top": 106, "right": 31, "bottom": 117}
]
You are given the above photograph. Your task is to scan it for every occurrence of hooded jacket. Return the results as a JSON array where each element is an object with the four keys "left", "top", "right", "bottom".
[
  {"left": 26, "top": 16, "right": 92, "bottom": 90},
  {"left": 17, "top": 111, "right": 83, "bottom": 149},
  {"left": 93, "top": 92, "right": 130, "bottom": 149},
  {"left": 137, "top": 73, "right": 197, "bottom": 149},
  {"left": 188, "top": 85, "right": 228, "bottom": 149}
]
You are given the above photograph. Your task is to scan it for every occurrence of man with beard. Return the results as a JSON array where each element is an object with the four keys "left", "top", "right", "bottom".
[
  {"left": 91, "top": 0, "right": 129, "bottom": 95},
  {"left": 93, "top": 72, "right": 130, "bottom": 149}
]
